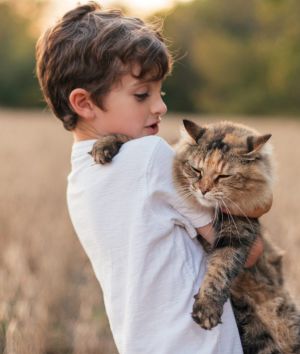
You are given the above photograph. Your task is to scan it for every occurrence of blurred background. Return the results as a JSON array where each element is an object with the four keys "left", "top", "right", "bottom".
[
  {"left": 0, "top": 0, "right": 300, "bottom": 353},
  {"left": 1, "top": 0, "right": 300, "bottom": 114}
]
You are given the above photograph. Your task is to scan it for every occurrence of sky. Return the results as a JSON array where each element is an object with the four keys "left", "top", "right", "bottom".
[{"left": 47, "top": 0, "right": 192, "bottom": 24}]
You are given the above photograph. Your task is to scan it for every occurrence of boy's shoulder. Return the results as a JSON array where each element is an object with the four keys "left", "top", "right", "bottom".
[
  {"left": 70, "top": 135, "right": 175, "bottom": 182},
  {"left": 117, "top": 135, "right": 174, "bottom": 165},
  {"left": 123, "top": 135, "right": 169, "bottom": 151}
]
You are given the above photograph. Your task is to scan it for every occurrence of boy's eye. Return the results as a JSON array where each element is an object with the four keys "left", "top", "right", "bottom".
[{"left": 134, "top": 92, "right": 149, "bottom": 101}]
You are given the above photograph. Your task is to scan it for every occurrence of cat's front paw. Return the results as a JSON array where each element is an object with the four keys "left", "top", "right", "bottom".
[
  {"left": 192, "top": 294, "right": 223, "bottom": 330},
  {"left": 89, "top": 135, "right": 126, "bottom": 164}
]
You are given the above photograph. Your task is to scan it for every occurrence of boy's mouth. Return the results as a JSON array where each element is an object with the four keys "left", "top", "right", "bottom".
[
  {"left": 145, "top": 122, "right": 159, "bottom": 134},
  {"left": 146, "top": 119, "right": 161, "bottom": 128}
]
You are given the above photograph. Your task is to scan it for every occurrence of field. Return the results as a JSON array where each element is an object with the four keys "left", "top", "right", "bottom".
[{"left": 1, "top": 109, "right": 300, "bottom": 354}]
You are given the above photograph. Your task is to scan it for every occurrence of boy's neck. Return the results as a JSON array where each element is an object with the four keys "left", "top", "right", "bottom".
[
  {"left": 73, "top": 130, "right": 98, "bottom": 142},
  {"left": 72, "top": 121, "right": 102, "bottom": 142}
]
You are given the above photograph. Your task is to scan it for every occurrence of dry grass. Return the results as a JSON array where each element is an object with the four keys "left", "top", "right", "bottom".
[{"left": 0, "top": 109, "right": 299, "bottom": 353}]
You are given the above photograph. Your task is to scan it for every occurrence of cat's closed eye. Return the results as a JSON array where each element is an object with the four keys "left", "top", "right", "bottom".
[
  {"left": 214, "top": 174, "right": 232, "bottom": 183},
  {"left": 191, "top": 165, "right": 201, "bottom": 173},
  {"left": 190, "top": 165, "right": 203, "bottom": 177},
  {"left": 184, "top": 161, "right": 202, "bottom": 176}
]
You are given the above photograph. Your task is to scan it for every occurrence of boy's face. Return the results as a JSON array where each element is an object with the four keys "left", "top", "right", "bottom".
[{"left": 92, "top": 70, "right": 167, "bottom": 138}]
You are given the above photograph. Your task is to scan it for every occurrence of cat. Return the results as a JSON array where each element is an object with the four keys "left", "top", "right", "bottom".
[{"left": 90, "top": 120, "right": 300, "bottom": 354}]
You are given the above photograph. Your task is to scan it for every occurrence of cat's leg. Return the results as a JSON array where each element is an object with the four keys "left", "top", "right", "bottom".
[
  {"left": 245, "top": 243, "right": 300, "bottom": 354},
  {"left": 192, "top": 215, "right": 259, "bottom": 329},
  {"left": 256, "top": 295, "right": 300, "bottom": 354},
  {"left": 232, "top": 296, "right": 283, "bottom": 354},
  {"left": 192, "top": 243, "right": 250, "bottom": 329},
  {"left": 89, "top": 134, "right": 131, "bottom": 164}
]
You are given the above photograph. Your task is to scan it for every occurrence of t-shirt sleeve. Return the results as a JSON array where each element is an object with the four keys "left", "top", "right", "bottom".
[{"left": 147, "top": 138, "right": 213, "bottom": 238}]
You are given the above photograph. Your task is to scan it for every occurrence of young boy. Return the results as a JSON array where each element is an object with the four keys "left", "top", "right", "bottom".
[{"left": 36, "top": 3, "right": 263, "bottom": 353}]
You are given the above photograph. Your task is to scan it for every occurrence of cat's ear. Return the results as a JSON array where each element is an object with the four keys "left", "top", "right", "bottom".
[
  {"left": 244, "top": 134, "right": 272, "bottom": 158},
  {"left": 183, "top": 120, "right": 206, "bottom": 143}
]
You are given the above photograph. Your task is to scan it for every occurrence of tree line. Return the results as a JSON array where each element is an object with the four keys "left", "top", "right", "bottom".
[{"left": 1, "top": 0, "right": 299, "bottom": 115}]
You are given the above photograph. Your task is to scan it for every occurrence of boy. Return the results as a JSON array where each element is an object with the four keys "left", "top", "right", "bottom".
[{"left": 36, "top": 3, "right": 263, "bottom": 353}]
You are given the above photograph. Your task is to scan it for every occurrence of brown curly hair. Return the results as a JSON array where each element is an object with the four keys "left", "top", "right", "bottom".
[{"left": 36, "top": 2, "right": 173, "bottom": 130}]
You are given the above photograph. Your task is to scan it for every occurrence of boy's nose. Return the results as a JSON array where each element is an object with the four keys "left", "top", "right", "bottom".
[{"left": 152, "top": 96, "right": 167, "bottom": 117}]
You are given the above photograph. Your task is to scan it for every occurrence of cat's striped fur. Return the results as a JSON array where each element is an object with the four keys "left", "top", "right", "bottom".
[{"left": 90, "top": 120, "right": 300, "bottom": 354}]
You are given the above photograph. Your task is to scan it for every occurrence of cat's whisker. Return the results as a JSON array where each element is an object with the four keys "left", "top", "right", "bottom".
[
  {"left": 232, "top": 251, "right": 244, "bottom": 266},
  {"left": 222, "top": 196, "right": 255, "bottom": 234},
  {"left": 178, "top": 190, "right": 193, "bottom": 198},
  {"left": 212, "top": 192, "right": 224, "bottom": 197},
  {"left": 219, "top": 198, "right": 241, "bottom": 246},
  {"left": 218, "top": 201, "right": 225, "bottom": 239},
  {"left": 212, "top": 200, "right": 221, "bottom": 231},
  {"left": 177, "top": 187, "right": 195, "bottom": 200},
  {"left": 177, "top": 194, "right": 195, "bottom": 204},
  {"left": 220, "top": 199, "right": 231, "bottom": 240},
  {"left": 213, "top": 201, "right": 220, "bottom": 225},
  {"left": 183, "top": 191, "right": 198, "bottom": 201},
  {"left": 224, "top": 199, "right": 244, "bottom": 247}
]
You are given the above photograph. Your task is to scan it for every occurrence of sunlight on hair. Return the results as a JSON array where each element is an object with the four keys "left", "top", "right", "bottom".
[{"left": 48, "top": 0, "right": 193, "bottom": 23}]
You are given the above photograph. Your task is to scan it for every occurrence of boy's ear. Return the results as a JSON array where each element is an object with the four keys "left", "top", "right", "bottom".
[{"left": 69, "top": 88, "right": 96, "bottom": 121}]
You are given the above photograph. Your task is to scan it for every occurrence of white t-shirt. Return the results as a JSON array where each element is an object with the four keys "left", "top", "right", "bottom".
[{"left": 67, "top": 136, "right": 243, "bottom": 354}]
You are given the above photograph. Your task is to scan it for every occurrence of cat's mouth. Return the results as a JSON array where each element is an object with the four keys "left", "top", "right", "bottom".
[{"left": 194, "top": 192, "right": 217, "bottom": 208}]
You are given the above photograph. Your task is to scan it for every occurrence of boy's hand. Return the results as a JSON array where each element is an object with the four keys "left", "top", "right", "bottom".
[
  {"left": 221, "top": 202, "right": 272, "bottom": 218},
  {"left": 221, "top": 194, "right": 273, "bottom": 218},
  {"left": 244, "top": 237, "right": 264, "bottom": 268},
  {"left": 196, "top": 224, "right": 264, "bottom": 268}
]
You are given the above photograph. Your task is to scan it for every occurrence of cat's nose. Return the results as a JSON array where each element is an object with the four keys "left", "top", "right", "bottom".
[{"left": 201, "top": 188, "right": 210, "bottom": 195}]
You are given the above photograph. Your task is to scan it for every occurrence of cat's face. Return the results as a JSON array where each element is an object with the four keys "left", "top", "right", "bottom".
[
  {"left": 182, "top": 147, "right": 245, "bottom": 208},
  {"left": 175, "top": 120, "right": 273, "bottom": 214}
]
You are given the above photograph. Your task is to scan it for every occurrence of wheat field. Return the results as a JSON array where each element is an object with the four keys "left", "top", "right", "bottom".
[{"left": 0, "top": 109, "right": 299, "bottom": 354}]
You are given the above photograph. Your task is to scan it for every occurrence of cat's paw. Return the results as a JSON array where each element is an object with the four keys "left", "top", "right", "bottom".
[
  {"left": 191, "top": 294, "right": 223, "bottom": 330},
  {"left": 89, "top": 136, "right": 125, "bottom": 164}
]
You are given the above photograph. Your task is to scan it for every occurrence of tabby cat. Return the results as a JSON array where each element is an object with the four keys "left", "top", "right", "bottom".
[{"left": 90, "top": 120, "right": 300, "bottom": 354}]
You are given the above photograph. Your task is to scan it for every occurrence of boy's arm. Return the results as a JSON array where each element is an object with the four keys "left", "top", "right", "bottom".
[
  {"left": 241, "top": 195, "right": 272, "bottom": 218},
  {"left": 196, "top": 223, "right": 215, "bottom": 245},
  {"left": 196, "top": 223, "right": 264, "bottom": 268},
  {"left": 221, "top": 194, "right": 273, "bottom": 218},
  {"left": 216, "top": 192, "right": 272, "bottom": 265}
]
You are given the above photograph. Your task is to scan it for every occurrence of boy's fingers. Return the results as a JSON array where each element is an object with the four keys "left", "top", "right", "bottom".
[{"left": 245, "top": 237, "right": 264, "bottom": 268}]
